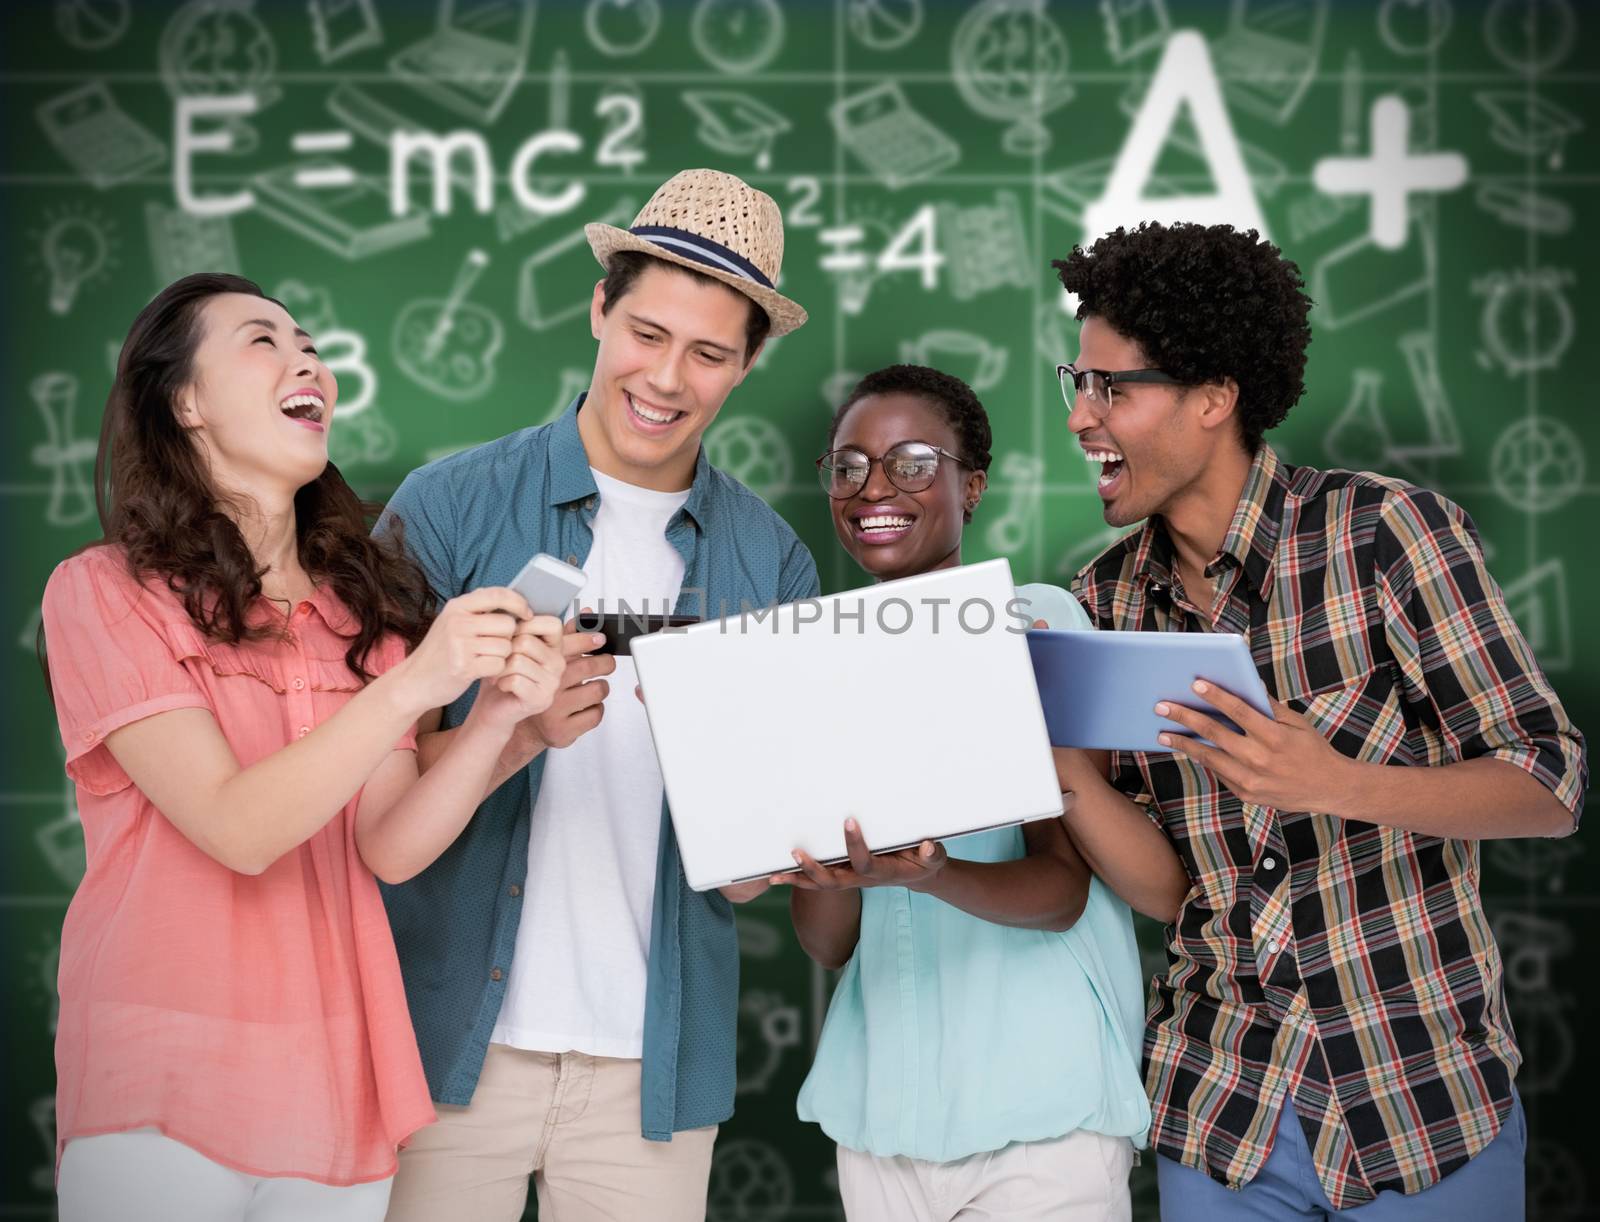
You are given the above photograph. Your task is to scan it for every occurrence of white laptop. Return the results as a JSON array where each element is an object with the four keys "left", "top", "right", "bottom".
[{"left": 631, "top": 558, "right": 1064, "bottom": 891}]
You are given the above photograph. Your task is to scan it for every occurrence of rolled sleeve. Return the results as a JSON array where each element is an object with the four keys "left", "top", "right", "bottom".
[
  {"left": 377, "top": 469, "right": 458, "bottom": 608},
  {"left": 1109, "top": 756, "right": 1164, "bottom": 829},
  {"left": 1016, "top": 582, "right": 1093, "bottom": 631},
  {"left": 777, "top": 533, "right": 821, "bottom": 603},
  {"left": 1376, "top": 488, "right": 1586, "bottom": 824}
]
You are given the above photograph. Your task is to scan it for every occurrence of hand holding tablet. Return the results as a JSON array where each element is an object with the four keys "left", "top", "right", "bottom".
[
  {"left": 1028, "top": 629, "right": 1274, "bottom": 752},
  {"left": 1150, "top": 678, "right": 1363, "bottom": 814}
]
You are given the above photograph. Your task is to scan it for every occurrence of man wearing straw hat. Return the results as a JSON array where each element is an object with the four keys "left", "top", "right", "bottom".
[{"left": 377, "top": 169, "right": 816, "bottom": 1221}]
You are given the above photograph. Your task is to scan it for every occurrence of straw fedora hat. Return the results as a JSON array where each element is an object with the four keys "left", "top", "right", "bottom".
[{"left": 585, "top": 169, "right": 808, "bottom": 337}]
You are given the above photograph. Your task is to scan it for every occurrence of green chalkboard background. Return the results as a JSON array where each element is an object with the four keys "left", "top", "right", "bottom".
[{"left": 1, "top": 0, "right": 1595, "bottom": 1217}]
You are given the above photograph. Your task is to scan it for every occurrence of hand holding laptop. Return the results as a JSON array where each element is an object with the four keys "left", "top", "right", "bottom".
[
  {"left": 631, "top": 559, "right": 1064, "bottom": 891},
  {"left": 773, "top": 818, "right": 949, "bottom": 892}
]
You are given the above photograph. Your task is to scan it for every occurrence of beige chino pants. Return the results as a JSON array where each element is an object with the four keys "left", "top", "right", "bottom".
[
  {"left": 836, "top": 1129, "right": 1135, "bottom": 1222},
  {"left": 385, "top": 1043, "right": 716, "bottom": 1222}
]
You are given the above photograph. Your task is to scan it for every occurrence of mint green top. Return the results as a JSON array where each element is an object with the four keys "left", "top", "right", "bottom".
[{"left": 796, "top": 583, "right": 1151, "bottom": 1162}]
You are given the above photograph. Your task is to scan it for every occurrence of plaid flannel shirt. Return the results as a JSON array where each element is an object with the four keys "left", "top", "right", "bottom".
[{"left": 1073, "top": 445, "right": 1585, "bottom": 1207}]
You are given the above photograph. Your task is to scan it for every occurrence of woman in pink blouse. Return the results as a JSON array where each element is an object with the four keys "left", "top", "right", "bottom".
[{"left": 41, "top": 273, "right": 571, "bottom": 1221}]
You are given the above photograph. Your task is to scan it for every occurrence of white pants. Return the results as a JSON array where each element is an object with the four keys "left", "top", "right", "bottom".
[
  {"left": 57, "top": 1129, "right": 393, "bottom": 1222},
  {"left": 837, "top": 1130, "right": 1134, "bottom": 1222}
]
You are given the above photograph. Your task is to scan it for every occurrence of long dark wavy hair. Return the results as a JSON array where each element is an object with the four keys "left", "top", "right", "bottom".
[{"left": 44, "top": 272, "right": 435, "bottom": 690}]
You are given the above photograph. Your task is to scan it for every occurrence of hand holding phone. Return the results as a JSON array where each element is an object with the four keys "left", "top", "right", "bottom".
[
  {"left": 508, "top": 553, "right": 588, "bottom": 618},
  {"left": 525, "top": 612, "right": 617, "bottom": 749},
  {"left": 572, "top": 610, "right": 699, "bottom": 656}
]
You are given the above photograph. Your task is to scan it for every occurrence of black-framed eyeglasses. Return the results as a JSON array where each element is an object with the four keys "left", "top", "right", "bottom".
[
  {"left": 815, "top": 439, "right": 971, "bottom": 499},
  {"left": 1057, "top": 362, "right": 1185, "bottom": 413}
]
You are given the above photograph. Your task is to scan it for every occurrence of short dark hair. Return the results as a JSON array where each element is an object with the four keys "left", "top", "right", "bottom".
[
  {"left": 829, "top": 364, "right": 992, "bottom": 522},
  {"left": 599, "top": 249, "right": 772, "bottom": 365},
  {"left": 1052, "top": 222, "right": 1313, "bottom": 451}
]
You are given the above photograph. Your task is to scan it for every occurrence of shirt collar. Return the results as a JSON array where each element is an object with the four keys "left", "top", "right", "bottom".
[
  {"left": 1131, "top": 444, "right": 1286, "bottom": 605},
  {"left": 547, "top": 393, "right": 715, "bottom": 530},
  {"left": 242, "top": 581, "right": 359, "bottom": 637},
  {"left": 306, "top": 581, "right": 359, "bottom": 635},
  {"left": 547, "top": 394, "right": 600, "bottom": 507},
  {"left": 1129, "top": 517, "right": 1174, "bottom": 592},
  {"left": 1213, "top": 444, "right": 1286, "bottom": 602}
]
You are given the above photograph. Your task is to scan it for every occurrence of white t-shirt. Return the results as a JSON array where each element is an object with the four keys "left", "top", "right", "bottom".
[{"left": 491, "top": 468, "right": 690, "bottom": 1059}]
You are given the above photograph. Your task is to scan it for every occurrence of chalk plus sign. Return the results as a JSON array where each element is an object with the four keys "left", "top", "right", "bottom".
[{"left": 1313, "top": 95, "right": 1468, "bottom": 250}]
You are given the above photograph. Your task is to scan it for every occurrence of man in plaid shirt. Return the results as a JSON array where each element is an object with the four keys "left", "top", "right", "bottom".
[{"left": 1051, "top": 222, "right": 1585, "bottom": 1221}]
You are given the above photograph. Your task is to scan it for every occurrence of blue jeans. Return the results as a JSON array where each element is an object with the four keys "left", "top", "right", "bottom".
[{"left": 1156, "top": 1093, "right": 1526, "bottom": 1221}]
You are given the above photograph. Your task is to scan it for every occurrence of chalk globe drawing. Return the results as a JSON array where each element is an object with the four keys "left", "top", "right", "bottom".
[
  {"left": 1489, "top": 417, "right": 1584, "bottom": 514},
  {"left": 704, "top": 416, "right": 792, "bottom": 501}
]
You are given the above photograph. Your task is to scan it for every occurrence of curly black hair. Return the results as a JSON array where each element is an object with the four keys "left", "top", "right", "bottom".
[
  {"left": 827, "top": 364, "right": 993, "bottom": 523},
  {"left": 1052, "top": 222, "right": 1312, "bottom": 451}
]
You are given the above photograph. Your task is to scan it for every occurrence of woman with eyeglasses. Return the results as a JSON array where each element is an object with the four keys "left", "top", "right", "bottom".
[{"left": 782, "top": 365, "right": 1149, "bottom": 1221}]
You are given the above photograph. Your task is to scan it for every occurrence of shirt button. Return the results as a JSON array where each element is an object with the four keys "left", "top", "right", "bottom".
[
  {"left": 1268, "top": 939, "right": 1282, "bottom": 955},
  {"left": 1262, "top": 856, "right": 1278, "bottom": 871},
  {"left": 82, "top": 730, "right": 95, "bottom": 743},
  {"left": 565, "top": 554, "right": 578, "bottom": 566},
  {"left": 490, "top": 967, "right": 504, "bottom": 982},
  {"left": 292, "top": 677, "right": 305, "bottom": 691},
  {"left": 298, "top": 726, "right": 310, "bottom": 738},
  {"left": 509, "top": 884, "right": 522, "bottom": 897}
]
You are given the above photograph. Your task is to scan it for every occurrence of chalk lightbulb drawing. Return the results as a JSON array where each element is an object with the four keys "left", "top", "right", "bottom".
[
  {"left": 33, "top": 208, "right": 115, "bottom": 315},
  {"left": 45, "top": 216, "right": 110, "bottom": 314}
]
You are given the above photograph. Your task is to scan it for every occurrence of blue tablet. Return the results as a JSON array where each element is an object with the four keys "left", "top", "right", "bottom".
[{"left": 1027, "top": 629, "right": 1274, "bottom": 752}]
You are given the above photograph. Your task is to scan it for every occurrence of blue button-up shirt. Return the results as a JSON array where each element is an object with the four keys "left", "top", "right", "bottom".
[{"left": 375, "top": 395, "right": 820, "bottom": 1139}]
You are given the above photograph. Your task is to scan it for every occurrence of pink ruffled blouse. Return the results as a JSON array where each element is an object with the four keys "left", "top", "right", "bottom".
[{"left": 41, "top": 545, "right": 436, "bottom": 1184}]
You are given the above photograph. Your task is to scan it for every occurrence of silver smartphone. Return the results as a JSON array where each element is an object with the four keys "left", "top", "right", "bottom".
[{"left": 507, "top": 552, "right": 588, "bottom": 617}]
